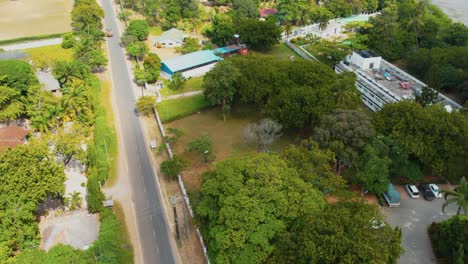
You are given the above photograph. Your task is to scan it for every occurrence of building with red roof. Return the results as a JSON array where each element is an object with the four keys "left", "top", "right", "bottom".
[
  {"left": 259, "top": 8, "right": 277, "bottom": 18},
  {"left": 0, "top": 125, "right": 29, "bottom": 151}
]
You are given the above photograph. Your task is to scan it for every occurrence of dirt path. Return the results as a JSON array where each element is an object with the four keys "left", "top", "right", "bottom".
[{"left": 163, "top": 90, "right": 203, "bottom": 100}]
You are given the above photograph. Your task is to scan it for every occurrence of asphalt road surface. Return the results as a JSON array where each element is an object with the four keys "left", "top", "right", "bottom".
[
  {"left": 101, "top": 0, "right": 177, "bottom": 263},
  {"left": 383, "top": 185, "right": 457, "bottom": 264}
]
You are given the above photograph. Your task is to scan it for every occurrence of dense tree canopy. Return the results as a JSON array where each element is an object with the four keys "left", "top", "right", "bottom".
[
  {"left": 270, "top": 201, "right": 403, "bottom": 264},
  {"left": 125, "top": 20, "right": 150, "bottom": 41},
  {"left": 237, "top": 18, "right": 282, "bottom": 51},
  {"left": 0, "top": 60, "right": 38, "bottom": 93},
  {"left": 374, "top": 101, "right": 468, "bottom": 180},
  {"left": 71, "top": 0, "right": 104, "bottom": 32},
  {"left": 196, "top": 153, "right": 326, "bottom": 263},
  {"left": 0, "top": 142, "right": 65, "bottom": 257},
  {"left": 429, "top": 215, "right": 468, "bottom": 264}
]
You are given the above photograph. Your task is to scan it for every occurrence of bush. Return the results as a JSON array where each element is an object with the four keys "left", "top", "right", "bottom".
[
  {"left": 428, "top": 215, "right": 468, "bottom": 263},
  {"left": 187, "top": 135, "right": 215, "bottom": 163},
  {"left": 61, "top": 33, "right": 76, "bottom": 49},
  {"left": 0, "top": 60, "right": 39, "bottom": 93},
  {"left": 89, "top": 209, "right": 125, "bottom": 263},
  {"left": 125, "top": 20, "right": 149, "bottom": 41},
  {"left": 136, "top": 96, "right": 156, "bottom": 116},
  {"left": 168, "top": 72, "right": 186, "bottom": 91},
  {"left": 160, "top": 156, "right": 188, "bottom": 180}
]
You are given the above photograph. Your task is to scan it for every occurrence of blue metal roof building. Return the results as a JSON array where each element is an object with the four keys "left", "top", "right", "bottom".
[{"left": 161, "top": 50, "right": 222, "bottom": 78}]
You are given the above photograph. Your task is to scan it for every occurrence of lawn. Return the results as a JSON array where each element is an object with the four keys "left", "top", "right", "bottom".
[
  {"left": 148, "top": 26, "right": 164, "bottom": 36},
  {"left": 260, "top": 43, "right": 300, "bottom": 59},
  {"left": 165, "top": 106, "right": 294, "bottom": 193},
  {"left": 160, "top": 76, "right": 204, "bottom": 96},
  {"left": 304, "top": 41, "right": 352, "bottom": 66},
  {"left": 0, "top": 0, "right": 73, "bottom": 40},
  {"left": 157, "top": 94, "right": 211, "bottom": 123},
  {"left": 22, "top": 44, "right": 73, "bottom": 64}
]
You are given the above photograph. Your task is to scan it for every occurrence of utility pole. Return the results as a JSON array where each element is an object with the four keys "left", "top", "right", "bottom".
[{"left": 171, "top": 196, "right": 181, "bottom": 243}]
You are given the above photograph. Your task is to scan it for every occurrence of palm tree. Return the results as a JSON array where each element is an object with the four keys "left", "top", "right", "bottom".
[
  {"left": 61, "top": 79, "right": 90, "bottom": 121},
  {"left": 68, "top": 191, "right": 82, "bottom": 210},
  {"left": 442, "top": 177, "right": 468, "bottom": 215}
]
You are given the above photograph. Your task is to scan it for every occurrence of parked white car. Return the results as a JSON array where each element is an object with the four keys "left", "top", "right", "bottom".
[
  {"left": 429, "top": 184, "right": 443, "bottom": 198},
  {"left": 405, "top": 184, "right": 420, "bottom": 199}
]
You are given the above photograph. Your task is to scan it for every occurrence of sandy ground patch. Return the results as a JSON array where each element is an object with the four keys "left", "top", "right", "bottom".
[
  {"left": 39, "top": 210, "right": 99, "bottom": 250},
  {"left": 0, "top": 0, "right": 73, "bottom": 40},
  {"left": 64, "top": 163, "right": 88, "bottom": 209}
]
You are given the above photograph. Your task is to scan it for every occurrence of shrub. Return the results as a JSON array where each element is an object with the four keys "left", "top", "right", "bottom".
[
  {"left": 160, "top": 156, "right": 188, "bottom": 180},
  {"left": 136, "top": 96, "right": 156, "bottom": 116},
  {"left": 428, "top": 215, "right": 468, "bottom": 263},
  {"left": 125, "top": 20, "right": 149, "bottom": 41},
  {"left": 187, "top": 135, "right": 215, "bottom": 163},
  {"left": 61, "top": 33, "right": 76, "bottom": 49}
]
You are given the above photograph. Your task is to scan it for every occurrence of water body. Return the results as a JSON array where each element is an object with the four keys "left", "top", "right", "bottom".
[{"left": 431, "top": 0, "right": 468, "bottom": 25}]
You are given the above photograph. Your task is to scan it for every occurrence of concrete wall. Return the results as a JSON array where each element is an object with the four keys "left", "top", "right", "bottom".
[
  {"left": 156, "top": 38, "right": 183, "bottom": 47},
  {"left": 349, "top": 52, "right": 382, "bottom": 70},
  {"left": 180, "top": 62, "right": 218, "bottom": 79}
]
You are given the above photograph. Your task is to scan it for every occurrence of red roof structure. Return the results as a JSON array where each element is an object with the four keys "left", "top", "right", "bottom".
[
  {"left": 0, "top": 125, "right": 29, "bottom": 150},
  {"left": 259, "top": 8, "right": 277, "bottom": 18}
]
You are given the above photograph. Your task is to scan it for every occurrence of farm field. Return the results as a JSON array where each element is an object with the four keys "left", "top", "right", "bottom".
[
  {"left": 0, "top": 0, "right": 73, "bottom": 40},
  {"left": 22, "top": 44, "right": 73, "bottom": 63}
]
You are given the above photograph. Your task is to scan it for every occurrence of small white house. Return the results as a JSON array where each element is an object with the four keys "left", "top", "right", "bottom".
[{"left": 154, "top": 28, "right": 185, "bottom": 48}]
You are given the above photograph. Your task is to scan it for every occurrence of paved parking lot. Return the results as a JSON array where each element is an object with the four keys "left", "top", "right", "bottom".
[{"left": 382, "top": 185, "right": 457, "bottom": 264}]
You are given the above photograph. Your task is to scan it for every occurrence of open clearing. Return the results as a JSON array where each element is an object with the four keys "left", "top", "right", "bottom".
[
  {"left": 22, "top": 44, "right": 73, "bottom": 63},
  {"left": 0, "top": 0, "right": 73, "bottom": 40}
]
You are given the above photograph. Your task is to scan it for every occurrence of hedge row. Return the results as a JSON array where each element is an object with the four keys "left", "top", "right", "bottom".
[
  {"left": 428, "top": 215, "right": 468, "bottom": 263},
  {"left": 0, "top": 33, "right": 66, "bottom": 46}
]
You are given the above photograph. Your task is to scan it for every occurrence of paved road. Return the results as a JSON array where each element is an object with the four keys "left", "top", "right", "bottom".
[
  {"left": 0, "top": 38, "right": 62, "bottom": 50},
  {"left": 383, "top": 185, "right": 457, "bottom": 264},
  {"left": 101, "top": 0, "right": 178, "bottom": 263}
]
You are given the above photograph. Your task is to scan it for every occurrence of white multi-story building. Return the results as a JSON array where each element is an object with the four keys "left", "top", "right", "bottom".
[{"left": 335, "top": 51, "right": 461, "bottom": 112}]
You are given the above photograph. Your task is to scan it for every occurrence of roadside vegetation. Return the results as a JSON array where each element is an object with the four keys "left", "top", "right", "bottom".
[{"left": 157, "top": 94, "right": 210, "bottom": 123}]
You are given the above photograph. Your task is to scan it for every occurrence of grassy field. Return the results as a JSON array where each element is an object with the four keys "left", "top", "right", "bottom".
[
  {"left": 0, "top": 0, "right": 73, "bottom": 40},
  {"left": 22, "top": 44, "right": 73, "bottom": 64},
  {"left": 157, "top": 94, "right": 211, "bottom": 123},
  {"left": 166, "top": 106, "right": 294, "bottom": 192},
  {"left": 160, "top": 76, "right": 204, "bottom": 96},
  {"left": 112, "top": 202, "right": 134, "bottom": 263},
  {"left": 148, "top": 26, "right": 164, "bottom": 36}
]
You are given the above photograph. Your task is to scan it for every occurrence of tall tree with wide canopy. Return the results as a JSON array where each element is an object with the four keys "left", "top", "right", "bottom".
[
  {"left": 313, "top": 109, "right": 375, "bottom": 174},
  {"left": 269, "top": 201, "right": 403, "bottom": 264},
  {"left": 196, "top": 153, "right": 326, "bottom": 263},
  {"left": 203, "top": 60, "right": 240, "bottom": 121},
  {"left": 237, "top": 18, "right": 282, "bottom": 51}
]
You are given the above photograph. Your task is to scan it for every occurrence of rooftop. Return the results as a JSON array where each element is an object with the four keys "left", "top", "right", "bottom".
[
  {"left": 0, "top": 125, "right": 29, "bottom": 150},
  {"left": 213, "top": 45, "right": 241, "bottom": 55},
  {"left": 154, "top": 28, "right": 185, "bottom": 42},
  {"left": 162, "top": 50, "right": 222, "bottom": 72},
  {"left": 357, "top": 50, "right": 379, "bottom": 58},
  {"left": 36, "top": 71, "right": 61, "bottom": 91},
  {"left": 259, "top": 8, "right": 277, "bottom": 17}
]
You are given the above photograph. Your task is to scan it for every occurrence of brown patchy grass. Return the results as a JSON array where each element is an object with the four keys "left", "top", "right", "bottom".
[
  {"left": 165, "top": 107, "right": 293, "bottom": 192},
  {"left": 0, "top": 0, "right": 73, "bottom": 40}
]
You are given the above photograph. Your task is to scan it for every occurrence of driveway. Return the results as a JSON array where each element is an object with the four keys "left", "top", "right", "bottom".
[{"left": 382, "top": 184, "right": 458, "bottom": 264}]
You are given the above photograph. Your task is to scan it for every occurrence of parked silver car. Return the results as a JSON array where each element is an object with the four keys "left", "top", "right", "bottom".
[
  {"left": 429, "top": 184, "right": 443, "bottom": 198},
  {"left": 405, "top": 184, "right": 420, "bottom": 199}
]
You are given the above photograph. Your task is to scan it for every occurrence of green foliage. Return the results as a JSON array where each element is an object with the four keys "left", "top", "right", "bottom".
[
  {"left": 0, "top": 60, "right": 38, "bottom": 93},
  {"left": 61, "top": 33, "right": 76, "bottom": 49},
  {"left": 415, "top": 86, "right": 439, "bottom": 107},
  {"left": 237, "top": 18, "right": 282, "bottom": 51},
  {"left": 429, "top": 215, "right": 468, "bottom": 263},
  {"left": 168, "top": 72, "right": 186, "bottom": 91},
  {"left": 126, "top": 20, "right": 149, "bottom": 41},
  {"left": 120, "top": 35, "right": 137, "bottom": 47},
  {"left": 136, "top": 96, "right": 156, "bottom": 116},
  {"left": 0, "top": 82, "right": 24, "bottom": 123},
  {"left": 441, "top": 177, "right": 468, "bottom": 215},
  {"left": 313, "top": 109, "right": 375, "bottom": 171},
  {"left": 71, "top": 0, "right": 104, "bottom": 33},
  {"left": 232, "top": 0, "right": 258, "bottom": 18},
  {"left": 196, "top": 153, "right": 326, "bottom": 263},
  {"left": 53, "top": 60, "right": 90, "bottom": 87},
  {"left": 282, "top": 140, "right": 346, "bottom": 193},
  {"left": 160, "top": 156, "right": 188, "bottom": 180},
  {"left": 203, "top": 60, "right": 241, "bottom": 120},
  {"left": 12, "top": 244, "right": 93, "bottom": 264},
  {"left": 143, "top": 53, "right": 161, "bottom": 69},
  {"left": 134, "top": 67, "right": 154, "bottom": 86},
  {"left": 127, "top": 41, "right": 148, "bottom": 60},
  {"left": 54, "top": 124, "right": 87, "bottom": 166},
  {"left": 0, "top": 142, "right": 65, "bottom": 254},
  {"left": 374, "top": 101, "right": 468, "bottom": 180},
  {"left": 187, "top": 135, "right": 215, "bottom": 163},
  {"left": 176, "top": 37, "right": 200, "bottom": 54},
  {"left": 209, "top": 14, "right": 236, "bottom": 46},
  {"left": 270, "top": 201, "right": 403, "bottom": 264}
]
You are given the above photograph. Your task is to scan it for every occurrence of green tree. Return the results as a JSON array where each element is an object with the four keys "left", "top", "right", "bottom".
[
  {"left": 53, "top": 60, "right": 90, "bottom": 87},
  {"left": 232, "top": 0, "right": 258, "bottom": 18},
  {"left": 127, "top": 41, "right": 148, "bottom": 60},
  {"left": 270, "top": 201, "right": 403, "bottom": 264},
  {"left": 209, "top": 14, "right": 236, "bottom": 46},
  {"left": 176, "top": 37, "right": 200, "bottom": 54},
  {"left": 186, "top": 135, "right": 215, "bottom": 163},
  {"left": 415, "top": 86, "right": 439, "bottom": 107},
  {"left": 60, "top": 79, "right": 92, "bottom": 123},
  {"left": 203, "top": 61, "right": 240, "bottom": 121},
  {"left": 67, "top": 191, "right": 83, "bottom": 210},
  {"left": 237, "top": 18, "right": 282, "bottom": 51},
  {"left": 313, "top": 109, "right": 375, "bottom": 175},
  {"left": 282, "top": 139, "right": 346, "bottom": 193},
  {"left": 196, "top": 153, "right": 326, "bottom": 263},
  {"left": 134, "top": 67, "right": 153, "bottom": 86},
  {"left": 0, "top": 142, "right": 65, "bottom": 253},
  {"left": 160, "top": 156, "right": 188, "bottom": 180},
  {"left": 61, "top": 33, "right": 76, "bottom": 49},
  {"left": 136, "top": 96, "right": 156, "bottom": 116},
  {"left": 71, "top": 0, "right": 104, "bottom": 32},
  {"left": 143, "top": 53, "right": 161, "bottom": 70},
  {"left": 442, "top": 177, "right": 468, "bottom": 215},
  {"left": 79, "top": 49, "right": 108, "bottom": 72},
  {"left": 429, "top": 215, "right": 468, "bottom": 263},
  {"left": 0, "top": 83, "right": 24, "bottom": 124},
  {"left": 54, "top": 124, "right": 87, "bottom": 166},
  {"left": 0, "top": 60, "right": 38, "bottom": 93},
  {"left": 168, "top": 72, "right": 186, "bottom": 91},
  {"left": 125, "top": 20, "right": 149, "bottom": 41}
]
